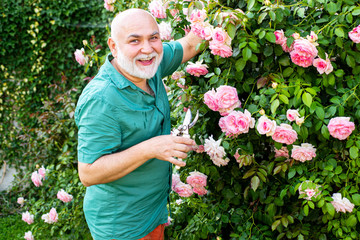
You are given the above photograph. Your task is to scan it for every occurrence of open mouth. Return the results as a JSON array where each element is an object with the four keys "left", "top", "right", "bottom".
[{"left": 137, "top": 57, "right": 155, "bottom": 66}]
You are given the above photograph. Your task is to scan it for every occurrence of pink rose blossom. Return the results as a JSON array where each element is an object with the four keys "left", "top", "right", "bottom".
[
  {"left": 189, "top": 9, "right": 207, "bottom": 23},
  {"left": 41, "top": 208, "right": 58, "bottom": 224},
  {"left": 57, "top": 189, "right": 73, "bottom": 203},
  {"left": 348, "top": 25, "right": 360, "bottom": 43},
  {"left": 173, "top": 182, "right": 193, "bottom": 197},
  {"left": 291, "top": 143, "right": 316, "bottom": 162},
  {"left": 286, "top": 109, "right": 300, "bottom": 122},
  {"left": 193, "top": 186, "right": 208, "bottom": 196},
  {"left": 298, "top": 181, "right": 321, "bottom": 200},
  {"left": 171, "top": 71, "right": 185, "bottom": 80},
  {"left": 186, "top": 61, "right": 208, "bottom": 77},
  {"left": 307, "top": 31, "right": 318, "bottom": 44},
  {"left": 22, "top": 211, "right": 34, "bottom": 225},
  {"left": 296, "top": 116, "right": 304, "bottom": 126},
  {"left": 281, "top": 41, "right": 294, "bottom": 53},
  {"left": 38, "top": 166, "right": 46, "bottom": 179},
  {"left": 272, "top": 123, "right": 298, "bottom": 145},
  {"left": 331, "top": 193, "right": 355, "bottom": 213},
  {"left": 158, "top": 21, "right": 173, "bottom": 41},
  {"left": 31, "top": 171, "right": 43, "bottom": 187},
  {"left": 212, "top": 27, "right": 231, "bottom": 45},
  {"left": 24, "top": 231, "right": 34, "bottom": 240},
  {"left": 172, "top": 173, "right": 181, "bottom": 191},
  {"left": 274, "top": 30, "right": 286, "bottom": 45},
  {"left": 274, "top": 146, "right": 289, "bottom": 158},
  {"left": 200, "top": 23, "right": 214, "bottom": 40},
  {"left": 74, "top": 48, "right": 87, "bottom": 66},
  {"left": 204, "top": 136, "right": 230, "bottom": 167},
  {"left": 292, "top": 33, "right": 301, "bottom": 40},
  {"left": 327, "top": 117, "right": 355, "bottom": 140},
  {"left": 204, "top": 89, "right": 219, "bottom": 111},
  {"left": 219, "top": 110, "right": 255, "bottom": 137},
  {"left": 193, "top": 144, "right": 205, "bottom": 153},
  {"left": 290, "top": 39, "right": 318, "bottom": 67},
  {"left": 103, "top": 0, "right": 114, "bottom": 11},
  {"left": 164, "top": 216, "right": 173, "bottom": 226},
  {"left": 17, "top": 197, "right": 25, "bottom": 206},
  {"left": 176, "top": 199, "right": 183, "bottom": 205},
  {"left": 313, "top": 56, "right": 333, "bottom": 75},
  {"left": 149, "top": 0, "right": 166, "bottom": 19},
  {"left": 256, "top": 115, "right": 276, "bottom": 136},
  {"left": 209, "top": 40, "right": 233, "bottom": 58},
  {"left": 186, "top": 171, "right": 207, "bottom": 188},
  {"left": 216, "top": 85, "right": 241, "bottom": 116}
]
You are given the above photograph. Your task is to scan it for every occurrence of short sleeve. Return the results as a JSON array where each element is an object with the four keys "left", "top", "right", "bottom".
[
  {"left": 75, "top": 98, "right": 122, "bottom": 164},
  {"left": 159, "top": 41, "right": 183, "bottom": 78}
]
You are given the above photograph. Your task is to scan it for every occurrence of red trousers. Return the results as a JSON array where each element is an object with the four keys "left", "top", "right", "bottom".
[{"left": 138, "top": 224, "right": 165, "bottom": 240}]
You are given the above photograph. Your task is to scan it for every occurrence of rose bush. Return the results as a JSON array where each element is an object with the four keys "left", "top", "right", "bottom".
[{"left": 3, "top": 0, "right": 360, "bottom": 239}]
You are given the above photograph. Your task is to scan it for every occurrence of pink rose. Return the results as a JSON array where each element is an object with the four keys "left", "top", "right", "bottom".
[
  {"left": 291, "top": 143, "right": 316, "bottom": 162},
  {"left": 200, "top": 22, "right": 214, "bottom": 40},
  {"left": 103, "top": 0, "right": 114, "bottom": 11},
  {"left": 274, "top": 30, "right": 286, "bottom": 45},
  {"left": 186, "top": 61, "right": 208, "bottom": 77},
  {"left": 57, "top": 189, "right": 73, "bottom": 203},
  {"left": 158, "top": 21, "right": 172, "bottom": 41},
  {"left": 209, "top": 40, "right": 233, "bottom": 58},
  {"left": 219, "top": 110, "right": 255, "bottom": 137},
  {"left": 173, "top": 182, "right": 193, "bottom": 197},
  {"left": 189, "top": 9, "right": 207, "bottom": 23},
  {"left": 272, "top": 123, "right": 298, "bottom": 145},
  {"left": 176, "top": 199, "right": 183, "bottom": 205},
  {"left": 274, "top": 146, "right": 289, "bottom": 158},
  {"left": 31, "top": 171, "right": 42, "bottom": 187},
  {"left": 292, "top": 33, "right": 301, "bottom": 40},
  {"left": 149, "top": 0, "right": 166, "bottom": 19},
  {"left": 164, "top": 216, "right": 173, "bottom": 226},
  {"left": 17, "top": 197, "right": 25, "bottom": 206},
  {"left": 204, "top": 136, "right": 229, "bottom": 167},
  {"left": 296, "top": 116, "right": 304, "bottom": 126},
  {"left": 212, "top": 27, "right": 231, "bottom": 45},
  {"left": 74, "top": 48, "right": 87, "bottom": 66},
  {"left": 41, "top": 208, "right": 58, "bottom": 224},
  {"left": 38, "top": 165, "right": 46, "bottom": 179},
  {"left": 24, "top": 231, "right": 34, "bottom": 240},
  {"left": 281, "top": 41, "right": 293, "bottom": 53},
  {"left": 290, "top": 39, "right": 318, "bottom": 67},
  {"left": 204, "top": 89, "right": 219, "bottom": 111},
  {"left": 286, "top": 109, "right": 300, "bottom": 122},
  {"left": 313, "top": 56, "right": 333, "bottom": 75},
  {"left": 256, "top": 115, "right": 277, "bottom": 136},
  {"left": 186, "top": 171, "right": 207, "bottom": 188},
  {"left": 22, "top": 211, "right": 34, "bottom": 225},
  {"left": 298, "top": 181, "right": 321, "bottom": 200},
  {"left": 348, "top": 25, "right": 360, "bottom": 43},
  {"left": 172, "top": 173, "right": 181, "bottom": 191},
  {"left": 171, "top": 71, "right": 184, "bottom": 80},
  {"left": 331, "top": 193, "right": 355, "bottom": 213},
  {"left": 327, "top": 117, "right": 355, "bottom": 140},
  {"left": 216, "top": 85, "right": 241, "bottom": 116},
  {"left": 307, "top": 31, "right": 318, "bottom": 43},
  {"left": 193, "top": 186, "right": 208, "bottom": 196}
]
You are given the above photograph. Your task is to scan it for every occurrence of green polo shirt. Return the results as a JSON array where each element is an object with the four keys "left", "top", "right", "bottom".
[{"left": 75, "top": 41, "right": 183, "bottom": 240}]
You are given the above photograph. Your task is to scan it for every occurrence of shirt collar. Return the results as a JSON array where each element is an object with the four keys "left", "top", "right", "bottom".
[{"left": 103, "top": 53, "right": 137, "bottom": 90}]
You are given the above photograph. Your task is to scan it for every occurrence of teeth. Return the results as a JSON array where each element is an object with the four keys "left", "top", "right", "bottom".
[{"left": 139, "top": 57, "right": 153, "bottom": 61}]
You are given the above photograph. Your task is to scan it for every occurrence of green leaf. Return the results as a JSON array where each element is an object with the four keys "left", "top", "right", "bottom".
[
  {"left": 283, "top": 67, "right": 293, "bottom": 77},
  {"left": 288, "top": 168, "right": 296, "bottom": 179},
  {"left": 346, "top": 55, "right": 356, "bottom": 68},
  {"left": 335, "top": 37, "right": 343, "bottom": 48},
  {"left": 281, "top": 217, "right": 289, "bottom": 228},
  {"left": 279, "top": 94, "right": 289, "bottom": 104},
  {"left": 346, "top": 13, "right": 353, "bottom": 23},
  {"left": 269, "top": 11, "right": 276, "bottom": 21},
  {"left": 304, "top": 204, "right": 309, "bottom": 216},
  {"left": 227, "top": 24, "right": 236, "bottom": 40},
  {"left": 335, "top": 27, "right": 345, "bottom": 38},
  {"left": 247, "top": 0, "right": 255, "bottom": 11},
  {"left": 272, "top": 220, "right": 281, "bottom": 231},
  {"left": 315, "top": 106, "right": 325, "bottom": 120},
  {"left": 242, "top": 47, "right": 252, "bottom": 61},
  {"left": 302, "top": 92, "right": 312, "bottom": 108},
  {"left": 352, "top": 194, "right": 360, "bottom": 205},
  {"left": 308, "top": 201, "right": 315, "bottom": 209},
  {"left": 235, "top": 59, "right": 247, "bottom": 71},
  {"left": 327, "top": 2, "right": 338, "bottom": 15},
  {"left": 326, "top": 202, "right": 335, "bottom": 216},
  {"left": 259, "top": 30, "right": 266, "bottom": 39},
  {"left": 251, "top": 176, "right": 260, "bottom": 192},
  {"left": 266, "top": 32, "right": 276, "bottom": 43},
  {"left": 350, "top": 146, "right": 359, "bottom": 159},
  {"left": 352, "top": 7, "right": 360, "bottom": 16},
  {"left": 321, "top": 125, "right": 330, "bottom": 139},
  {"left": 346, "top": 215, "right": 357, "bottom": 227},
  {"left": 264, "top": 45, "right": 273, "bottom": 57},
  {"left": 258, "top": 12, "right": 267, "bottom": 24},
  {"left": 271, "top": 99, "right": 280, "bottom": 114}
]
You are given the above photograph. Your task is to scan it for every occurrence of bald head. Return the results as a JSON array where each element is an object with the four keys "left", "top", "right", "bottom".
[{"left": 111, "top": 9, "right": 158, "bottom": 43}]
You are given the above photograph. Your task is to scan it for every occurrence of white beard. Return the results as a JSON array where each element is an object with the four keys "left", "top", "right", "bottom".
[{"left": 115, "top": 45, "right": 163, "bottom": 79}]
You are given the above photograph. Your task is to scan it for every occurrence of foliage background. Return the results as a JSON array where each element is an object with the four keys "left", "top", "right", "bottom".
[{"left": 1, "top": 0, "right": 360, "bottom": 239}]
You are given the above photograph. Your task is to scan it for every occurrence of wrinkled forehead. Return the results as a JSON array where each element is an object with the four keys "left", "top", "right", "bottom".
[{"left": 112, "top": 10, "right": 159, "bottom": 41}]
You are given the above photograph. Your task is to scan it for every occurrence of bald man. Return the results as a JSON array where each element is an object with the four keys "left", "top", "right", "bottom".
[{"left": 75, "top": 9, "right": 203, "bottom": 240}]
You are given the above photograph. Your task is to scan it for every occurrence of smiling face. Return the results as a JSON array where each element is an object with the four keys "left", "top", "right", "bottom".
[{"left": 109, "top": 9, "right": 163, "bottom": 83}]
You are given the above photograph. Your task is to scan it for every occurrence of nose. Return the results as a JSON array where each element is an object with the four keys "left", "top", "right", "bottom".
[{"left": 141, "top": 40, "right": 153, "bottom": 54}]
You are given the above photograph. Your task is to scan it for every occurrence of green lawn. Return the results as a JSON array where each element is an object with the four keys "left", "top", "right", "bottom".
[{"left": 0, "top": 214, "right": 28, "bottom": 240}]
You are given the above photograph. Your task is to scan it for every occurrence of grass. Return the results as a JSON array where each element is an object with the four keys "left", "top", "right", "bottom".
[{"left": 0, "top": 214, "right": 29, "bottom": 240}]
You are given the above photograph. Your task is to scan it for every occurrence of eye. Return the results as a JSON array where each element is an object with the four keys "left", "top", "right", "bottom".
[
  {"left": 130, "top": 39, "right": 139, "bottom": 43},
  {"left": 150, "top": 36, "right": 159, "bottom": 40}
]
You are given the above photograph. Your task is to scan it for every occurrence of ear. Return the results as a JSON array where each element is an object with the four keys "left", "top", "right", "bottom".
[{"left": 107, "top": 37, "right": 117, "bottom": 58}]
